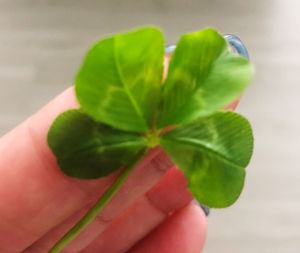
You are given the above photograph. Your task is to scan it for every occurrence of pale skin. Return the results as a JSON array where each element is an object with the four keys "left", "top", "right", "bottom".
[
  {"left": 0, "top": 87, "right": 207, "bottom": 253},
  {"left": 0, "top": 55, "right": 238, "bottom": 252}
]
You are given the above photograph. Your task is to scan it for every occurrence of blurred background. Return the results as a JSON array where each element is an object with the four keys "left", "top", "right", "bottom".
[{"left": 0, "top": 0, "right": 299, "bottom": 252}]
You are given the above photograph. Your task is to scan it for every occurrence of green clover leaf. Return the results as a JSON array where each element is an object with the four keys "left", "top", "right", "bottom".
[
  {"left": 158, "top": 28, "right": 253, "bottom": 128},
  {"left": 75, "top": 27, "right": 164, "bottom": 132},
  {"left": 160, "top": 111, "right": 253, "bottom": 207},
  {"left": 48, "top": 110, "right": 147, "bottom": 179}
]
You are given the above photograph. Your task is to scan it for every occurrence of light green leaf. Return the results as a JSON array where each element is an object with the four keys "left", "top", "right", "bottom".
[
  {"left": 75, "top": 26, "right": 164, "bottom": 132},
  {"left": 158, "top": 28, "right": 253, "bottom": 128},
  {"left": 160, "top": 112, "right": 254, "bottom": 207},
  {"left": 48, "top": 110, "right": 147, "bottom": 179}
]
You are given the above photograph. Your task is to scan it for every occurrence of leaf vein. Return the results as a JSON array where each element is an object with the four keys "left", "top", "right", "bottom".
[
  {"left": 113, "top": 37, "right": 148, "bottom": 130},
  {"left": 164, "top": 137, "right": 243, "bottom": 168},
  {"left": 59, "top": 140, "right": 145, "bottom": 159}
]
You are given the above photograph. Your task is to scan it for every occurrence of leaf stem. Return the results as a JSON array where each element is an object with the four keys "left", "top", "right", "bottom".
[{"left": 49, "top": 151, "right": 147, "bottom": 253}]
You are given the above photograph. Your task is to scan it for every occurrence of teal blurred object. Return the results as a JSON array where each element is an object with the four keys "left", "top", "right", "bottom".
[
  {"left": 224, "top": 34, "right": 249, "bottom": 59},
  {"left": 166, "top": 34, "right": 249, "bottom": 59}
]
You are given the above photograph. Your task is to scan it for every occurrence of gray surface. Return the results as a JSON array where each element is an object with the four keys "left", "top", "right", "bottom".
[{"left": 0, "top": 0, "right": 299, "bottom": 252}]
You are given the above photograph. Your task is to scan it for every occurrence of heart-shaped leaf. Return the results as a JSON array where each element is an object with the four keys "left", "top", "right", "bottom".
[
  {"left": 160, "top": 111, "right": 253, "bottom": 207},
  {"left": 158, "top": 28, "right": 253, "bottom": 128},
  {"left": 75, "top": 27, "right": 164, "bottom": 132},
  {"left": 48, "top": 110, "right": 147, "bottom": 179}
]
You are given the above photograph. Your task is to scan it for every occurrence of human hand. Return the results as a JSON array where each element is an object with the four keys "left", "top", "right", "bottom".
[{"left": 0, "top": 88, "right": 207, "bottom": 253}]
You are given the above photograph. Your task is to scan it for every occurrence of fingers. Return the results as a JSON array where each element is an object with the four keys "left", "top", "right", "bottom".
[
  {"left": 24, "top": 168, "right": 193, "bottom": 253},
  {"left": 0, "top": 88, "right": 173, "bottom": 252},
  {"left": 0, "top": 88, "right": 80, "bottom": 252},
  {"left": 129, "top": 203, "right": 206, "bottom": 253},
  {"left": 82, "top": 168, "right": 193, "bottom": 253}
]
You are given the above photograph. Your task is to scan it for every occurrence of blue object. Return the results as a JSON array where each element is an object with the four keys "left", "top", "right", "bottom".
[
  {"left": 224, "top": 34, "right": 250, "bottom": 59},
  {"left": 165, "top": 34, "right": 249, "bottom": 59}
]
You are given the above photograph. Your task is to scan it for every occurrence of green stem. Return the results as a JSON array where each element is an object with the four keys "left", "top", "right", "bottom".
[{"left": 49, "top": 151, "right": 147, "bottom": 253}]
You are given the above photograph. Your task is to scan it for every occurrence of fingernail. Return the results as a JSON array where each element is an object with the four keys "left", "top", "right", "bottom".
[
  {"left": 165, "top": 44, "right": 176, "bottom": 55},
  {"left": 192, "top": 200, "right": 210, "bottom": 216},
  {"left": 166, "top": 34, "right": 250, "bottom": 60},
  {"left": 224, "top": 34, "right": 250, "bottom": 59}
]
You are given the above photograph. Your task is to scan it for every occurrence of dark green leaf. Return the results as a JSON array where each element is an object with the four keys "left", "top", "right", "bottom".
[
  {"left": 158, "top": 28, "right": 253, "bottom": 128},
  {"left": 75, "top": 26, "right": 164, "bottom": 132},
  {"left": 48, "top": 110, "right": 147, "bottom": 179},
  {"left": 160, "top": 112, "right": 254, "bottom": 207}
]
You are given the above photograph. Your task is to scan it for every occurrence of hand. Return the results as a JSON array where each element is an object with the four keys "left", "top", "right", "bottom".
[{"left": 0, "top": 88, "right": 207, "bottom": 253}]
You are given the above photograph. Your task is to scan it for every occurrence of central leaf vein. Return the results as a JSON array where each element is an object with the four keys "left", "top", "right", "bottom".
[
  {"left": 165, "top": 137, "right": 243, "bottom": 168},
  {"left": 113, "top": 38, "right": 148, "bottom": 129},
  {"left": 59, "top": 140, "right": 145, "bottom": 159}
]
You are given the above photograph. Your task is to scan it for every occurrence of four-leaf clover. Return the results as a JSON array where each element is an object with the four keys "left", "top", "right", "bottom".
[{"left": 48, "top": 26, "right": 254, "bottom": 209}]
